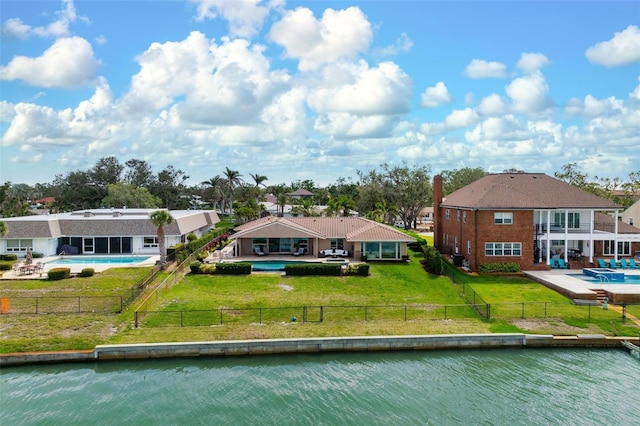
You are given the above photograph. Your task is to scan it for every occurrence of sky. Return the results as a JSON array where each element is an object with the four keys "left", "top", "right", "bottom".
[{"left": 1, "top": 0, "right": 639, "bottom": 188}]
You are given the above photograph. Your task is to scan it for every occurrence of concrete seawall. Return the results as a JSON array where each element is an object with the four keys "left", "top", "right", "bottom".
[{"left": 1, "top": 334, "right": 638, "bottom": 367}]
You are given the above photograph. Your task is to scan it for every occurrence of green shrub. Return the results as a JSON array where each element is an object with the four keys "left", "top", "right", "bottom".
[
  {"left": 478, "top": 262, "right": 521, "bottom": 273},
  {"left": 199, "top": 263, "right": 216, "bottom": 274},
  {"left": 422, "top": 246, "right": 444, "bottom": 275},
  {"left": 78, "top": 268, "right": 95, "bottom": 277},
  {"left": 285, "top": 263, "right": 342, "bottom": 276},
  {"left": 48, "top": 267, "right": 71, "bottom": 281},
  {"left": 0, "top": 263, "right": 11, "bottom": 271},
  {"left": 0, "top": 254, "right": 18, "bottom": 261},
  {"left": 32, "top": 252, "right": 44, "bottom": 258},
  {"left": 190, "top": 261, "right": 202, "bottom": 274},
  {"left": 214, "top": 262, "right": 251, "bottom": 275},
  {"left": 187, "top": 233, "right": 198, "bottom": 242},
  {"left": 347, "top": 263, "right": 370, "bottom": 276},
  {"left": 196, "top": 251, "right": 209, "bottom": 262}
]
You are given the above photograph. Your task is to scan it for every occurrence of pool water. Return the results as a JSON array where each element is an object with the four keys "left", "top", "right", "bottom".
[
  {"left": 245, "top": 260, "right": 322, "bottom": 271},
  {"left": 48, "top": 256, "right": 151, "bottom": 265},
  {"left": 576, "top": 274, "right": 640, "bottom": 284}
]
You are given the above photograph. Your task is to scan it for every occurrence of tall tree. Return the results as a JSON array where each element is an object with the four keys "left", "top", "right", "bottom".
[
  {"left": 201, "top": 176, "right": 225, "bottom": 212},
  {"left": 150, "top": 166, "right": 190, "bottom": 209},
  {"left": 441, "top": 167, "right": 487, "bottom": 195},
  {"left": 51, "top": 170, "right": 103, "bottom": 211},
  {"left": 125, "top": 159, "right": 155, "bottom": 188},
  {"left": 101, "top": 183, "right": 161, "bottom": 208},
  {"left": 223, "top": 167, "right": 243, "bottom": 218},
  {"left": 150, "top": 210, "right": 174, "bottom": 268},
  {"left": 0, "top": 221, "right": 8, "bottom": 238},
  {"left": 249, "top": 173, "right": 268, "bottom": 203}
]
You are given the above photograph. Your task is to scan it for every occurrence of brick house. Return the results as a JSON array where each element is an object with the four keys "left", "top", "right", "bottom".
[{"left": 433, "top": 173, "right": 640, "bottom": 271}]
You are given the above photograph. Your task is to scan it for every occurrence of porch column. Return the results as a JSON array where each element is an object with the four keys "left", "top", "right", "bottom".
[
  {"left": 588, "top": 210, "right": 594, "bottom": 263},
  {"left": 546, "top": 210, "right": 551, "bottom": 265},
  {"left": 564, "top": 209, "right": 569, "bottom": 262},
  {"left": 614, "top": 210, "right": 619, "bottom": 261}
]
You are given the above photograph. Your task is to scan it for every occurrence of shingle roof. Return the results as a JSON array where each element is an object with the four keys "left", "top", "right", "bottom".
[
  {"left": 441, "top": 173, "right": 621, "bottom": 210},
  {"left": 233, "top": 217, "right": 415, "bottom": 242}
]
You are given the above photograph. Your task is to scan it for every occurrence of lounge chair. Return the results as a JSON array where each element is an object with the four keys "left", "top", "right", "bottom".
[
  {"left": 629, "top": 259, "right": 640, "bottom": 269},
  {"left": 597, "top": 259, "right": 607, "bottom": 268},
  {"left": 292, "top": 247, "right": 305, "bottom": 256},
  {"left": 619, "top": 259, "right": 630, "bottom": 269},
  {"left": 254, "top": 247, "right": 265, "bottom": 256},
  {"left": 557, "top": 259, "right": 569, "bottom": 269},
  {"left": 608, "top": 259, "right": 619, "bottom": 269},
  {"left": 549, "top": 259, "right": 558, "bottom": 269}
]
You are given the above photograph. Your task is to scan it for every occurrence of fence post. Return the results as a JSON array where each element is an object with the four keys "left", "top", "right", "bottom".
[
  {"left": 588, "top": 304, "right": 591, "bottom": 322},
  {"left": 180, "top": 311, "right": 184, "bottom": 327},
  {"left": 303, "top": 306, "right": 307, "bottom": 323},
  {"left": 444, "top": 305, "right": 447, "bottom": 320},
  {"left": 259, "top": 308, "right": 262, "bottom": 324},
  {"left": 544, "top": 302, "right": 547, "bottom": 318},
  {"left": 487, "top": 304, "right": 491, "bottom": 320},
  {"left": 365, "top": 306, "right": 368, "bottom": 322},
  {"left": 134, "top": 311, "right": 138, "bottom": 328},
  {"left": 78, "top": 296, "right": 81, "bottom": 313},
  {"left": 522, "top": 303, "right": 525, "bottom": 319},
  {"left": 404, "top": 306, "right": 407, "bottom": 321},
  {"left": 220, "top": 308, "right": 223, "bottom": 325},
  {"left": 320, "top": 306, "right": 324, "bottom": 322},
  {"left": 36, "top": 297, "right": 39, "bottom": 314},
  {"left": 120, "top": 296, "right": 123, "bottom": 313}
]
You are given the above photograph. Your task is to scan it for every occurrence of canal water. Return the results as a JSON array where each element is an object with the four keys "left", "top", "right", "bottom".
[{"left": 2, "top": 348, "right": 638, "bottom": 425}]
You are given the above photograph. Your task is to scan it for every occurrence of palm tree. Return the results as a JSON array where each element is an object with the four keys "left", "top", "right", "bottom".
[
  {"left": 223, "top": 167, "right": 243, "bottom": 219},
  {"left": 249, "top": 173, "right": 268, "bottom": 203},
  {"left": 150, "top": 210, "right": 174, "bottom": 268},
  {"left": 201, "top": 176, "right": 225, "bottom": 212}
]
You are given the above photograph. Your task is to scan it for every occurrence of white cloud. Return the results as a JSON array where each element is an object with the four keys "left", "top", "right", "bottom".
[
  {"left": 477, "top": 94, "right": 507, "bottom": 117},
  {"left": 421, "top": 82, "right": 453, "bottom": 108},
  {"left": 517, "top": 52, "right": 550, "bottom": 73},
  {"left": 586, "top": 25, "right": 640, "bottom": 67},
  {"left": 444, "top": 108, "right": 479, "bottom": 129},
  {"left": 0, "top": 36, "right": 100, "bottom": 89},
  {"left": 505, "top": 72, "right": 552, "bottom": 115},
  {"left": 269, "top": 6, "right": 372, "bottom": 71},
  {"left": 1, "top": 0, "right": 85, "bottom": 39},
  {"left": 375, "top": 32, "right": 413, "bottom": 57},
  {"left": 631, "top": 77, "right": 640, "bottom": 100},
  {"left": 189, "top": 0, "right": 281, "bottom": 38},
  {"left": 464, "top": 59, "right": 506, "bottom": 79}
]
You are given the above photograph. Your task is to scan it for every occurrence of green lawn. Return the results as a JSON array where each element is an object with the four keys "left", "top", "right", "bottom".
[{"left": 1, "top": 253, "right": 639, "bottom": 354}]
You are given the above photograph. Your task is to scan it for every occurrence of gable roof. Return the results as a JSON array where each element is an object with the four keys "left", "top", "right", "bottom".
[
  {"left": 441, "top": 173, "right": 621, "bottom": 210},
  {"left": 233, "top": 216, "right": 414, "bottom": 242}
]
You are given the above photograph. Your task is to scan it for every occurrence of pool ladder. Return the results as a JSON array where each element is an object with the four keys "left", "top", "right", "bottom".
[{"left": 596, "top": 273, "right": 610, "bottom": 283}]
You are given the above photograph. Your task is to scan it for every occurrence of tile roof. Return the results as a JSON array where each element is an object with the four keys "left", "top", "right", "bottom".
[
  {"left": 441, "top": 173, "right": 621, "bottom": 210},
  {"left": 233, "top": 217, "right": 415, "bottom": 242}
]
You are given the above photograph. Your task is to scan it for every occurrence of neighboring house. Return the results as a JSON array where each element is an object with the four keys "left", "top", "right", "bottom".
[
  {"left": 433, "top": 173, "right": 640, "bottom": 271},
  {"left": 0, "top": 209, "right": 219, "bottom": 257},
  {"left": 622, "top": 199, "right": 640, "bottom": 227},
  {"left": 230, "top": 216, "right": 414, "bottom": 260},
  {"left": 287, "top": 188, "right": 315, "bottom": 199}
]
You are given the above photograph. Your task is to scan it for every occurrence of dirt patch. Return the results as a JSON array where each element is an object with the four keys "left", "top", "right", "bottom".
[
  {"left": 511, "top": 318, "right": 604, "bottom": 335},
  {"left": 279, "top": 283, "right": 294, "bottom": 291}
]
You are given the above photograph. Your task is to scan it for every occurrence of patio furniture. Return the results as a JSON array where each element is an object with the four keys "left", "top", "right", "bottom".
[
  {"left": 292, "top": 247, "right": 305, "bottom": 256},
  {"left": 597, "top": 259, "right": 607, "bottom": 268},
  {"left": 557, "top": 259, "right": 569, "bottom": 269},
  {"left": 629, "top": 259, "right": 640, "bottom": 269},
  {"left": 254, "top": 247, "right": 265, "bottom": 256},
  {"left": 549, "top": 259, "right": 559, "bottom": 269},
  {"left": 320, "top": 249, "right": 349, "bottom": 257},
  {"left": 608, "top": 259, "right": 619, "bottom": 269},
  {"left": 619, "top": 259, "right": 631, "bottom": 269}
]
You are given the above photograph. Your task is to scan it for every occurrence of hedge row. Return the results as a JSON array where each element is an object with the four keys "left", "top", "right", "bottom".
[
  {"left": 478, "top": 262, "right": 521, "bottom": 273},
  {"left": 48, "top": 267, "right": 71, "bottom": 281},
  {"left": 285, "top": 264, "right": 342, "bottom": 276},
  {"left": 0, "top": 254, "right": 18, "bottom": 261}
]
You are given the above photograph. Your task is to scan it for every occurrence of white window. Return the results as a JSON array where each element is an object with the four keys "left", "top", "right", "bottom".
[
  {"left": 604, "top": 241, "right": 630, "bottom": 256},
  {"left": 463, "top": 211, "right": 467, "bottom": 223},
  {"left": 485, "top": 242, "right": 522, "bottom": 256},
  {"left": 456, "top": 210, "right": 461, "bottom": 221},
  {"left": 143, "top": 236, "right": 159, "bottom": 248},
  {"left": 445, "top": 209, "right": 450, "bottom": 220},
  {"left": 467, "top": 240, "right": 471, "bottom": 254},
  {"left": 6, "top": 239, "right": 32, "bottom": 252},
  {"left": 494, "top": 212, "right": 513, "bottom": 225},
  {"left": 553, "top": 212, "right": 580, "bottom": 228}
]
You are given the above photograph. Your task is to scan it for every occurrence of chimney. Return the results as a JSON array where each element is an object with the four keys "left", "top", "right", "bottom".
[{"left": 433, "top": 174, "right": 443, "bottom": 250}]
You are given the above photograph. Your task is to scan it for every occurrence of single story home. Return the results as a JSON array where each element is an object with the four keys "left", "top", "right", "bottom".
[
  {"left": 433, "top": 173, "right": 640, "bottom": 271},
  {"left": 230, "top": 216, "right": 415, "bottom": 260},
  {"left": 0, "top": 208, "right": 219, "bottom": 257}
]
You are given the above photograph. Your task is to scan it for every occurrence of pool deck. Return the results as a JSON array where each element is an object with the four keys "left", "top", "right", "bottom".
[
  {"left": 524, "top": 269, "right": 640, "bottom": 304},
  {"left": 1, "top": 255, "right": 160, "bottom": 279}
]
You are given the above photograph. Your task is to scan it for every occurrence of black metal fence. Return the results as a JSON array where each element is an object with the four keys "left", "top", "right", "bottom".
[{"left": 0, "top": 266, "right": 161, "bottom": 315}]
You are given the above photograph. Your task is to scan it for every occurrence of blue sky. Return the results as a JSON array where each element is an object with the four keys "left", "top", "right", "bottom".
[{"left": 1, "top": 0, "right": 639, "bottom": 187}]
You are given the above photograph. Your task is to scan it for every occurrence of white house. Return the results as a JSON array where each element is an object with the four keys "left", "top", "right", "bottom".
[{"left": 0, "top": 209, "right": 219, "bottom": 257}]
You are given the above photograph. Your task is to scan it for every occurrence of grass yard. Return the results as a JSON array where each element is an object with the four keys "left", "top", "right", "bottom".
[{"left": 1, "top": 250, "right": 639, "bottom": 354}]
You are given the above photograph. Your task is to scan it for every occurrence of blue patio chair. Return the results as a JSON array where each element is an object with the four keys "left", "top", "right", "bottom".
[
  {"left": 549, "top": 258, "right": 559, "bottom": 269},
  {"left": 629, "top": 259, "right": 640, "bottom": 269},
  {"left": 557, "top": 259, "right": 569, "bottom": 269},
  {"left": 619, "top": 259, "right": 630, "bottom": 269},
  {"left": 608, "top": 259, "right": 619, "bottom": 269},
  {"left": 597, "top": 259, "right": 607, "bottom": 268}
]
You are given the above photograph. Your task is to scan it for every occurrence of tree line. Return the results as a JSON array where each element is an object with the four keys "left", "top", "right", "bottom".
[{"left": 0, "top": 158, "right": 638, "bottom": 229}]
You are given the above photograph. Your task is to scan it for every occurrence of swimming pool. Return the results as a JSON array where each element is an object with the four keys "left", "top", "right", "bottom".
[
  {"left": 240, "top": 260, "right": 322, "bottom": 272},
  {"left": 575, "top": 272, "right": 640, "bottom": 284},
  {"left": 48, "top": 256, "right": 152, "bottom": 265}
]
